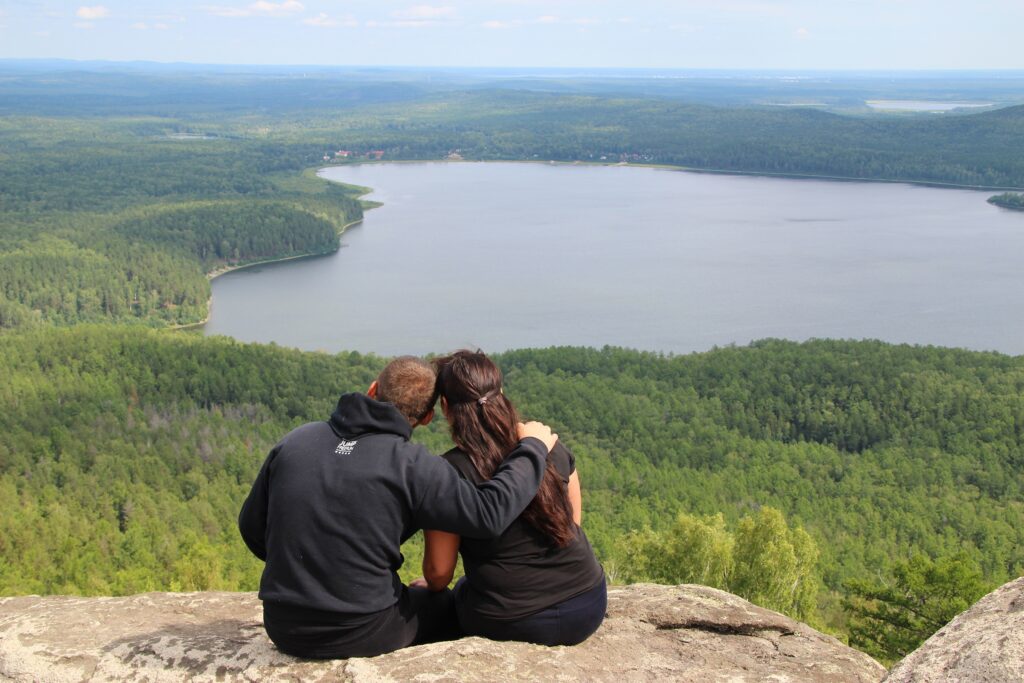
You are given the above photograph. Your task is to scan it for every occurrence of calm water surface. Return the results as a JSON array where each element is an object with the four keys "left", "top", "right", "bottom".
[
  {"left": 203, "top": 163, "right": 1024, "bottom": 355},
  {"left": 865, "top": 99, "right": 995, "bottom": 111}
]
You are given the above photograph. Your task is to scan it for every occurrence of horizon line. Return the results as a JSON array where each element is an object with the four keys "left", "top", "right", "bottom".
[{"left": 3, "top": 57, "right": 1024, "bottom": 75}]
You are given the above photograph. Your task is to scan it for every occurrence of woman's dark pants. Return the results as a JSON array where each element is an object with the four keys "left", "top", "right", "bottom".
[{"left": 454, "top": 578, "right": 607, "bottom": 646}]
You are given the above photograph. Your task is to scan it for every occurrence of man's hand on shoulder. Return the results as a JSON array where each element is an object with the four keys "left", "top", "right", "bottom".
[{"left": 517, "top": 421, "right": 558, "bottom": 453}]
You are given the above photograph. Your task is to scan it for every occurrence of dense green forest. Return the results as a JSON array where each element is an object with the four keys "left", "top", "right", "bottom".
[
  {"left": 1, "top": 65, "right": 1022, "bottom": 660},
  {"left": 0, "top": 111, "right": 366, "bottom": 328},
  {"left": 0, "top": 327, "right": 1020, "bottom": 652}
]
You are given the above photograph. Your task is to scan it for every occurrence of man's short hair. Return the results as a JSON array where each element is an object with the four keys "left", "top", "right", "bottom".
[{"left": 376, "top": 356, "right": 438, "bottom": 425}]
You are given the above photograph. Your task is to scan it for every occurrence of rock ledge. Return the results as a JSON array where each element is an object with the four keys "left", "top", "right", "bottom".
[
  {"left": 0, "top": 583, "right": 885, "bottom": 682},
  {"left": 883, "top": 576, "right": 1024, "bottom": 683}
]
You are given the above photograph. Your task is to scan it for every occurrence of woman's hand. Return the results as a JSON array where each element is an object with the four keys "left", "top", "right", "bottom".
[
  {"left": 409, "top": 577, "right": 429, "bottom": 589},
  {"left": 517, "top": 420, "right": 558, "bottom": 452}
]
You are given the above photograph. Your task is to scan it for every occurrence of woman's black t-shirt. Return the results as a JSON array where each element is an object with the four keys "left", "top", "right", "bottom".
[{"left": 442, "top": 440, "right": 606, "bottom": 620}]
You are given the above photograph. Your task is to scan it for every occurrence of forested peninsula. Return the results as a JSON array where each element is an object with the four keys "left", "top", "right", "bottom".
[
  {"left": 988, "top": 192, "right": 1024, "bottom": 210},
  {"left": 2, "top": 66, "right": 1023, "bottom": 664}
]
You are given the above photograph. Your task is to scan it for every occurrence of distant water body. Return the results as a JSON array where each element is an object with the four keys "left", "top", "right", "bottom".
[
  {"left": 203, "top": 163, "right": 1024, "bottom": 356},
  {"left": 865, "top": 100, "right": 995, "bottom": 112}
]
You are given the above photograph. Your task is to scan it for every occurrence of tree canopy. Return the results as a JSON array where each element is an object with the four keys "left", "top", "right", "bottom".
[{"left": 0, "top": 327, "right": 1019, "bottom": 647}]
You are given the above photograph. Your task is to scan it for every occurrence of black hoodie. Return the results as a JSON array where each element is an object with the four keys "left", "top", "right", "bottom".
[{"left": 238, "top": 392, "right": 549, "bottom": 615}]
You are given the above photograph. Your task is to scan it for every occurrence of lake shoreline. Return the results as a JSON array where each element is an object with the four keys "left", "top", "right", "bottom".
[
  {"left": 317, "top": 158, "right": 1024, "bottom": 193},
  {"left": 170, "top": 217, "right": 365, "bottom": 331}
]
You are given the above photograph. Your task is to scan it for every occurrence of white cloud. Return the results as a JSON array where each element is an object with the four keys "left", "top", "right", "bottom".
[
  {"left": 251, "top": 0, "right": 304, "bottom": 15},
  {"left": 795, "top": 26, "right": 810, "bottom": 38},
  {"left": 303, "top": 12, "right": 357, "bottom": 27},
  {"left": 76, "top": 5, "right": 110, "bottom": 20},
  {"left": 675, "top": 0, "right": 787, "bottom": 13},
  {"left": 482, "top": 19, "right": 519, "bottom": 29},
  {"left": 365, "top": 6, "right": 458, "bottom": 28},
  {"left": 204, "top": 1, "right": 304, "bottom": 18},
  {"left": 670, "top": 22, "right": 700, "bottom": 33},
  {"left": 130, "top": 21, "right": 171, "bottom": 31},
  {"left": 203, "top": 5, "right": 250, "bottom": 17},
  {"left": 533, "top": 15, "right": 600, "bottom": 27},
  {"left": 366, "top": 19, "right": 445, "bottom": 27},
  {"left": 391, "top": 5, "right": 456, "bottom": 20}
]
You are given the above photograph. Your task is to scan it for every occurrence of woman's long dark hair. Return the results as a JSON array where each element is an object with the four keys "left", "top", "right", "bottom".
[{"left": 434, "top": 350, "right": 577, "bottom": 547}]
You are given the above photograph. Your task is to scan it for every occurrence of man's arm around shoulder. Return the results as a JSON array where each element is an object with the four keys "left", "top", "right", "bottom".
[{"left": 411, "top": 422, "right": 557, "bottom": 538}]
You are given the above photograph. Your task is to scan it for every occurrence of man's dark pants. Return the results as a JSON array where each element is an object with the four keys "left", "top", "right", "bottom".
[{"left": 263, "top": 586, "right": 459, "bottom": 659}]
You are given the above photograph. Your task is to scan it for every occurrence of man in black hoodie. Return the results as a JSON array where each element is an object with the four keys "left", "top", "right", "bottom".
[{"left": 239, "top": 356, "right": 556, "bottom": 659}]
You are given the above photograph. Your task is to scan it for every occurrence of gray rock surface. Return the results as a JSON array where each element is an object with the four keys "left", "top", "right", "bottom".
[
  {"left": 0, "top": 583, "right": 885, "bottom": 682},
  {"left": 883, "top": 576, "right": 1024, "bottom": 683}
]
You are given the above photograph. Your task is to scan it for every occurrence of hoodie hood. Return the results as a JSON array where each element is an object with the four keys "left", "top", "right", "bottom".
[{"left": 329, "top": 392, "right": 413, "bottom": 440}]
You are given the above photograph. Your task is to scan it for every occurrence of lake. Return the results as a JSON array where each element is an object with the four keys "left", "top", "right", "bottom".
[
  {"left": 865, "top": 100, "right": 995, "bottom": 112},
  {"left": 203, "top": 162, "right": 1024, "bottom": 356}
]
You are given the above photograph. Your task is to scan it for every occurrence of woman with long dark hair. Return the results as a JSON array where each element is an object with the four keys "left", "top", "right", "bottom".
[{"left": 416, "top": 349, "right": 606, "bottom": 646}]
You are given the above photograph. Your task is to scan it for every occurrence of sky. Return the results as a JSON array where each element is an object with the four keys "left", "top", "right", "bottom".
[{"left": 1, "top": 0, "right": 1023, "bottom": 70}]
